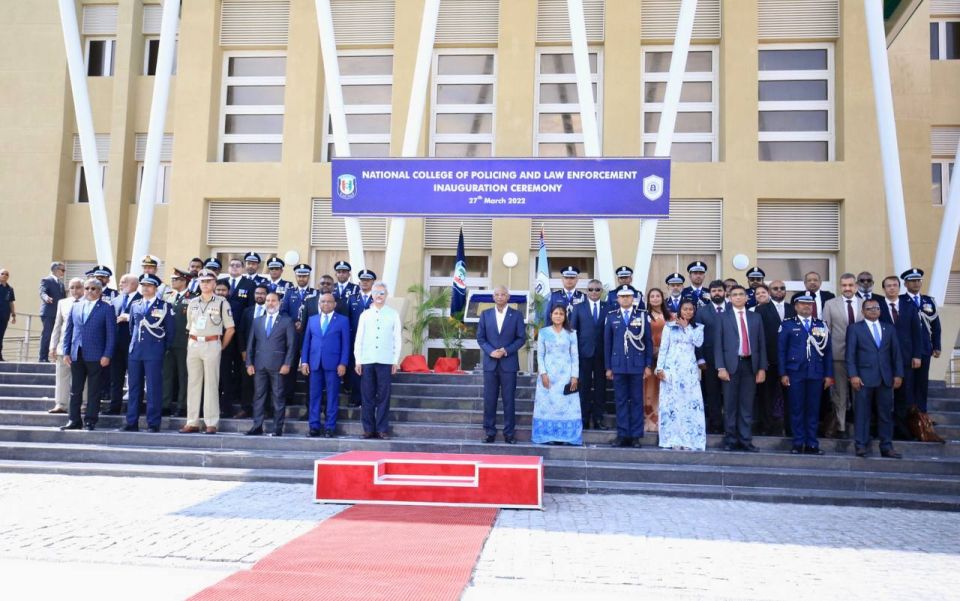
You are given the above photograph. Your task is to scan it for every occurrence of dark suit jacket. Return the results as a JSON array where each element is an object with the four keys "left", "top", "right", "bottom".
[
  {"left": 63, "top": 299, "right": 116, "bottom": 361},
  {"left": 245, "top": 313, "right": 296, "bottom": 371},
  {"left": 694, "top": 301, "right": 731, "bottom": 367},
  {"left": 568, "top": 299, "right": 608, "bottom": 359},
  {"left": 877, "top": 296, "right": 922, "bottom": 364},
  {"left": 715, "top": 308, "right": 767, "bottom": 375},
  {"left": 239, "top": 304, "right": 266, "bottom": 352},
  {"left": 220, "top": 276, "right": 256, "bottom": 319},
  {"left": 39, "top": 275, "right": 65, "bottom": 318},
  {"left": 476, "top": 307, "right": 526, "bottom": 372},
  {"left": 755, "top": 302, "right": 783, "bottom": 369},
  {"left": 845, "top": 319, "right": 903, "bottom": 387},
  {"left": 301, "top": 312, "right": 350, "bottom": 370}
]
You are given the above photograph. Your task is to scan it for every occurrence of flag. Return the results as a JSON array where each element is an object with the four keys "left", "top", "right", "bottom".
[
  {"left": 534, "top": 227, "right": 550, "bottom": 300},
  {"left": 450, "top": 226, "right": 467, "bottom": 314}
]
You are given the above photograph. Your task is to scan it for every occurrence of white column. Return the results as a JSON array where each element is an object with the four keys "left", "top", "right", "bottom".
[
  {"left": 566, "top": 0, "right": 614, "bottom": 288},
  {"left": 864, "top": 0, "right": 912, "bottom": 276},
  {"left": 929, "top": 139, "right": 960, "bottom": 304},
  {"left": 57, "top": 0, "right": 115, "bottom": 272},
  {"left": 316, "top": 0, "right": 365, "bottom": 273},
  {"left": 633, "top": 0, "right": 697, "bottom": 292},
  {"left": 129, "top": 0, "right": 178, "bottom": 269},
  {"left": 381, "top": 0, "right": 440, "bottom": 294}
]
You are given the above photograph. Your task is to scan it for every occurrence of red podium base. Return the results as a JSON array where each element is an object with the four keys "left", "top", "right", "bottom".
[{"left": 314, "top": 451, "right": 543, "bottom": 509}]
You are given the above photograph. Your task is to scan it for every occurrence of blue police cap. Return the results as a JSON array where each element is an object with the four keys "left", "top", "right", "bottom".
[
  {"left": 746, "top": 267, "right": 766, "bottom": 279},
  {"left": 615, "top": 266, "right": 633, "bottom": 278},
  {"left": 900, "top": 268, "right": 924, "bottom": 281},
  {"left": 139, "top": 273, "right": 162, "bottom": 287},
  {"left": 793, "top": 294, "right": 815, "bottom": 304},
  {"left": 665, "top": 272, "right": 685, "bottom": 285},
  {"left": 204, "top": 257, "right": 222, "bottom": 270},
  {"left": 334, "top": 260, "right": 352, "bottom": 272},
  {"left": 616, "top": 285, "right": 634, "bottom": 296},
  {"left": 358, "top": 269, "right": 377, "bottom": 280},
  {"left": 92, "top": 265, "right": 112, "bottom": 278},
  {"left": 561, "top": 266, "right": 580, "bottom": 277},
  {"left": 687, "top": 261, "right": 707, "bottom": 273},
  {"left": 243, "top": 252, "right": 262, "bottom": 264},
  {"left": 266, "top": 257, "right": 285, "bottom": 269},
  {"left": 293, "top": 263, "right": 313, "bottom": 275}
]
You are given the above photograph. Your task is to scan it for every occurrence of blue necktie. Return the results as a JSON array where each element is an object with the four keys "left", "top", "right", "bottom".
[
  {"left": 622, "top": 311, "right": 629, "bottom": 327},
  {"left": 803, "top": 318, "right": 811, "bottom": 333},
  {"left": 872, "top": 322, "right": 881, "bottom": 348},
  {"left": 121, "top": 295, "right": 129, "bottom": 314},
  {"left": 321, "top": 313, "right": 330, "bottom": 334},
  {"left": 592, "top": 302, "right": 598, "bottom": 324},
  {"left": 266, "top": 315, "right": 274, "bottom": 336}
]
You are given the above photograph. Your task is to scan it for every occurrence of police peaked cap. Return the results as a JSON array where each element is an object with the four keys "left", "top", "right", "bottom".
[
  {"left": 560, "top": 266, "right": 581, "bottom": 277},
  {"left": 687, "top": 261, "right": 707, "bottom": 273},
  {"left": 334, "top": 260, "right": 352, "bottom": 272},
  {"left": 204, "top": 257, "right": 222, "bottom": 270},
  {"left": 266, "top": 257, "right": 285, "bottom": 269},
  {"left": 900, "top": 268, "right": 924, "bottom": 281},
  {"left": 92, "top": 265, "right": 113, "bottom": 278},
  {"left": 293, "top": 263, "right": 313, "bottom": 275},
  {"left": 746, "top": 267, "right": 766, "bottom": 279},
  {"left": 358, "top": 269, "right": 377, "bottom": 280},
  {"left": 243, "top": 252, "right": 262, "bottom": 264},
  {"left": 140, "top": 255, "right": 160, "bottom": 267},
  {"left": 139, "top": 273, "right": 162, "bottom": 287},
  {"left": 197, "top": 269, "right": 217, "bottom": 280},
  {"left": 665, "top": 272, "right": 685, "bottom": 285},
  {"left": 615, "top": 266, "right": 634, "bottom": 277},
  {"left": 793, "top": 294, "right": 815, "bottom": 304},
  {"left": 616, "top": 285, "right": 635, "bottom": 296}
]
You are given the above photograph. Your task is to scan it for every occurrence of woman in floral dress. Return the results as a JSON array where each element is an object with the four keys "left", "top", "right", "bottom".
[
  {"left": 655, "top": 299, "right": 706, "bottom": 450},
  {"left": 532, "top": 304, "right": 581, "bottom": 445}
]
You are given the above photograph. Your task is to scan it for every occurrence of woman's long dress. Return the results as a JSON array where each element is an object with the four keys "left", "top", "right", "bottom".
[
  {"left": 532, "top": 327, "right": 582, "bottom": 445},
  {"left": 644, "top": 312, "right": 667, "bottom": 431},
  {"left": 656, "top": 322, "right": 706, "bottom": 450}
]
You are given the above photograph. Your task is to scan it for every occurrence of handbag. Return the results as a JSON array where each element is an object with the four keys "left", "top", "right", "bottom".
[
  {"left": 906, "top": 405, "right": 945, "bottom": 443},
  {"left": 562, "top": 382, "right": 578, "bottom": 396}
]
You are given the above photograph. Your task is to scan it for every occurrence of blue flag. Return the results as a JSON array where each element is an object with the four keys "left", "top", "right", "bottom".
[{"left": 451, "top": 227, "right": 467, "bottom": 314}]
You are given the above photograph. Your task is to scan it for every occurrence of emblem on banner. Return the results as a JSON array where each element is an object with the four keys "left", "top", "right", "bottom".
[
  {"left": 642, "top": 175, "right": 664, "bottom": 201},
  {"left": 337, "top": 174, "right": 357, "bottom": 200}
]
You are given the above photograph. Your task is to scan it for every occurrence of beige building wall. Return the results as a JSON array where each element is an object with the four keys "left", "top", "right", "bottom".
[{"left": 1, "top": 0, "right": 958, "bottom": 369}]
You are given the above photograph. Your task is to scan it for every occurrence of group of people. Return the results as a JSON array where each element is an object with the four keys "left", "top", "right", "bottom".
[
  {"left": 483, "top": 262, "right": 941, "bottom": 459},
  {"left": 38, "top": 254, "right": 402, "bottom": 439}
]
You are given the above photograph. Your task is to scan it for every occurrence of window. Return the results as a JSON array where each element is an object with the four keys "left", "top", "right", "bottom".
[
  {"left": 641, "top": 47, "right": 719, "bottom": 162},
  {"left": 86, "top": 38, "right": 116, "bottom": 77},
  {"left": 219, "top": 52, "right": 286, "bottom": 162},
  {"left": 423, "top": 254, "right": 492, "bottom": 370},
  {"left": 534, "top": 49, "right": 602, "bottom": 157},
  {"left": 430, "top": 50, "right": 496, "bottom": 157},
  {"left": 144, "top": 38, "right": 178, "bottom": 75},
  {"left": 75, "top": 164, "right": 107, "bottom": 204},
  {"left": 931, "top": 20, "right": 960, "bottom": 60},
  {"left": 758, "top": 44, "right": 834, "bottom": 162},
  {"left": 135, "top": 163, "right": 171, "bottom": 204},
  {"left": 757, "top": 254, "right": 836, "bottom": 294},
  {"left": 933, "top": 160, "right": 955, "bottom": 206},
  {"left": 323, "top": 52, "right": 393, "bottom": 161}
]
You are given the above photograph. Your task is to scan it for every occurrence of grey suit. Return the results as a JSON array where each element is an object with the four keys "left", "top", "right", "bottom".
[
  {"left": 245, "top": 312, "right": 296, "bottom": 433},
  {"left": 821, "top": 295, "right": 862, "bottom": 433},
  {"left": 715, "top": 308, "right": 768, "bottom": 446}
]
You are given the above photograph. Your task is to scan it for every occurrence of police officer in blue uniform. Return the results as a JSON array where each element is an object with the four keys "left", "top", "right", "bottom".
[
  {"left": 333, "top": 260, "right": 359, "bottom": 301},
  {"left": 546, "top": 265, "right": 585, "bottom": 323},
  {"left": 681, "top": 261, "right": 711, "bottom": 306},
  {"left": 900, "top": 268, "right": 941, "bottom": 412},
  {"left": 264, "top": 257, "right": 292, "bottom": 300},
  {"left": 90, "top": 265, "right": 118, "bottom": 301},
  {"left": 745, "top": 266, "right": 765, "bottom": 308},
  {"left": 279, "top": 264, "right": 316, "bottom": 406},
  {"left": 664, "top": 273, "right": 685, "bottom": 314},
  {"left": 777, "top": 295, "right": 834, "bottom": 454},
  {"left": 121, "top": 274, "right": 173, "bottom": 432},
  {"left": 606, "top": 266, "right": 645, "bottom": 308},
  {"left": 347, "top": 269, "right": 377, "bottom": 406},
  {"left": 604, "top": 285, "right": 654, "bottom": 448},
  {"left": 243, "top": 252, "right": 269, "bottom": 288}
]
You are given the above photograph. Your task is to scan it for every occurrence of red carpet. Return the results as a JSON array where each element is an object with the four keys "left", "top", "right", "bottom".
[{"left": 188, "top": 505, "right": 498, "bottom": 601}]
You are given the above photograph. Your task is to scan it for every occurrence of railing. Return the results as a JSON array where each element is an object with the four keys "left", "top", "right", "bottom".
[{"left": 1, "top": 312, "right": 44, "bottom": 362}]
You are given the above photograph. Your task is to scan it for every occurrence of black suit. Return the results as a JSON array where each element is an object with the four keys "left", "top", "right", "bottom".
[
  {"left": 38, "top": 275, "right": 65, "bottom": 362},
  {"left": 238, "top": 303, "right": 268, "bottom": 415},
  {"left": 694, "top": 302, "right": 730, "bottom": 433},
  {"left": 246, "top": 312, "right": 297, "bottom": 433},
  {"left": 715, "top": 308, "right": 768, "bottom": 447},
  {"left": 219, "top": 276, "right": 257, "bottom": 415},
  {"left": 754, "top": 302, "right": 785, "bottom": 435},
  {"left": 877, "top": 297, "right": 922, "bottom": 439},
  {"left": 569, "top": 299, "right": 609, "bottom": 427}
]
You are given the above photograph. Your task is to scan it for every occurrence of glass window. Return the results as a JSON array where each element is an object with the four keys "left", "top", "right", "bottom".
[
  {"left": 338, "top": 54, "right": 392, "bottom": 75},
  {"left": 423, "top": 254, "right": 492, "bottom": 368},
  {"left": 86, "top": 39, "right": 115, "bottom": 77},
  {"left": 75, "top": 164, "right": 107, "bottom": 204},
  {"left": 933, "top": 161, "right": 956, "bottom": 206},
  {"left": 228, "top": 56, "right": 286, "bottom": 77},
  {"left": 322, "top": 52, "right": 393, "bottom": 161},
  {"left": 144, "top": 37, "right": 177, "bottom": 76},
  {"left": 134, "top": 163, "right": 171, "bottom": 205},
  {"left": 220, "top": 52, "right": 286, "bottom": 162},
  {"left": 223, "top": 143, "right": 282, "bottom": 162},
  {"left": 931, "top": 22, "right": 940, "bottom": 59},
  {"left": 534, "top": 49, "right": 601, "bottom": 157},
  {"left": 430, "top": 50, "right": 496, "bottom": 158},
  {"left": 932, "top": 21, "right": 960, "bottom": 60},
  {"left": 757, "top": 257, "right": 832, "bottom": 291}
]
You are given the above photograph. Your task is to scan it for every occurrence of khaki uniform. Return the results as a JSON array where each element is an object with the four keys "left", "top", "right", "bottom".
[{"left": 185, "top": 294, "right": 234, "bottom": 428}]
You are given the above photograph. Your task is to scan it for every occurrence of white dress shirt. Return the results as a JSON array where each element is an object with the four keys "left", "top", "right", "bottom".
[
  {"left": 733, "top": 308, "right": 751, "bottom": 356},
  {"left": 354, "top": 304, "right": 403, "bottom": 365},
  {"left": 494, "top": 306, "right": 508, "bottom": 334},
  {"left": 772, "top": 300, "right": 785, "bottom": 320}
]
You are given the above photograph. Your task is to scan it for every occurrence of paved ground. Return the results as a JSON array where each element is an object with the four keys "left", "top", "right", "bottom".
[{"left": 2, "top": 474, "right": 959, "bottom": 600}]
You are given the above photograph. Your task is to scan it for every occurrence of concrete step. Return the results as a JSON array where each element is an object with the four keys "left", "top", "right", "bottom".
[
  {"left": 0, "top": 384, "right": 56, "bottom": 398},
  {"left": 0, "top": 372, "right": 56, "bottom": 386},
  {"left": 929, "top": 398, "right": 960, "bottom": 412},
  {"left": 929, "top": 411, "right": 960, "bottom": 426},
  {"left": 0, "top": 362, "right": 56, "bottom": 374}
]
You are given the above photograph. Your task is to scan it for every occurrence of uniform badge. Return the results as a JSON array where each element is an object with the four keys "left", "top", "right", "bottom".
[{"left": 238, "top": 289, "right": 247, "bottom": 298}]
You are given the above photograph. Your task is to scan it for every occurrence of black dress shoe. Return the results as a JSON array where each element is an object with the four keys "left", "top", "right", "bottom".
[
  {"left": 84, "top": 424, "right": 96, "bottom": 431},
  {"left": 504, "top": 436, "right": 516, "bottom": 444},
  {"left": 60, "top": 421, "right": 83, "bottom": 431},
  {"left": 804, "top": 446, "right": 825, "bottom": 455},
  {"left": 103, "top": 408, "right": 122, "bottom": 416},
  {"left": 245, "top": 427, "right": 263, "bottom": 436},
  {"left": 632, "top": 439, "right": 643, "bottom": 449},
  {"left": 723, "top": 443, "right": 739, "bottom": 452},
  {"left": 271, "top": 430, "right": 283, "bottom": 437},
  {"left": 147, "top": 426, "right": 160, "bottom": 433},
  {"left": 880, "top": 448, "right": 902, "bottom": 459},
  {"left": 483, "top": 434, "right": 496, "bottom": 443},
  {"left": 855, "top": 446, "right": 867, "bottom": 457},
  {"left": 118, "top": 424, "right": 138, "bottom": 432},
  {"left": 610, "top": 437, "right": 630, "bottom": 448},
  {"left": 308, "top": 428, "right": 321, "bottom": 437},
  {"left": 324, "top": 430, "right": 335, "bottom": 438},
  {"left": 362, "top": 432, "right": 376, "bottom": 439},
  {"left": 593, "top": 421, "right": 610, "bottom": 431},
  {"left": 741, "top": 444, "right": 759, "bottom": 453}
]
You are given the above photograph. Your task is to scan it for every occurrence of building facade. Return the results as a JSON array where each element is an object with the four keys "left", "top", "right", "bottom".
[{"left": 1, "top": 0, "right": 958, "bottom": 369}]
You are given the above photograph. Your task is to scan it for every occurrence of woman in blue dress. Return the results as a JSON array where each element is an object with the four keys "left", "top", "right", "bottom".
[
  {"left": 655, "top": 299, "right": 706, "bottom": 451},
  {"left": 532, "top": 304, "right": 581, "bottom": 445}
]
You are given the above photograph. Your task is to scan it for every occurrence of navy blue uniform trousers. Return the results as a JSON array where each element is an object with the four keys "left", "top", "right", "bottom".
[
  {"left": 126, "top": 358, "right": 163, "bottom": 428},
  {"left": 360, "top": 363, "right": 393, "bottom": 434},
  {"left": 613, "top": 373, "right": 644, "bottom": 439},
  {"left": 786, "top": 376, "right": 821, "bottom": 449}
]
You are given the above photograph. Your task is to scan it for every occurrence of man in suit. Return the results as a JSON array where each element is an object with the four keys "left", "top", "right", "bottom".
[
  {"left": 106, "top": 274, "right": 142, "bottom": 414},
  {"left": 38, "top": 262, "right": 66, "bottom": 362},
  {"left": 243, "top": 252, "right": 269, "bottom": 288},
  {"left": 245, "top": 292, "right": 296, "bottom": 436},
  {"left": 162, "top": 269, "right": 192, "bottom": 417},
  {"left": 546, "top": 265, "right": 585, "bottom": 323},
  {"left": 767, "top": 280, "right": 795, "bottom": 322},
  {"left": 856, "top": 271, "right": 876, "bottom": 302},
  {"left": 332, "top": 260, "right": 359, "bottom": 301},
  {"left": 61, "top": 278, "right": 115, "bottom": 430},
  {"left": 778, "top": 296, "right": 834, "bottom": 454},
  {"left": 753, "top": 284, "right": 785, "bottom": 435},
  {"left": 477, "top": 285, "right": 526, "bottom": 444},
  {"left": 347, "top": 269, "right": 377, "bottom": 407},
  {"left": 300, "top": 293, "right": 350, "bottom": 438},
  {"left": 48, "top": 278, "right": 84, "bottom": 414},
  {"left": 821, "top": 273, "right": 863, "bottom": 439},
  {"left": 846, "top": 298, "right": 904, "bottom": 458},
  {"left": 219, "top": 259, "right": 256, "bottom": 417},
  {"left": 121, "top": 274, "right": 173, "bottom": 433},
  {"left": 280, "top": 263, "right": 316, "bottom": 408},
  {"left": 716, "top": 285, "right": 767, "bottom": 452},
  {"left": 302, "top": 274, "right": 347, "bottom": 321},
  {"left": 604, "top": 285, "right": 654, "bottom": 448},
  {"left": 569, "top": 278, "right": 609, "bottom": 430},
  {"left": 237, "top": 284, "right": 269, "bottom": 419},
  {"left": 877, "top": 275, "right": 922, "bottom": 439},
  {"left": 681, "top": 261, "right": 711, "bottom": 306},
  {"left": 790, "top": 271, "right": 835, "bottom": 319},
  {"left": 694, "top": 280, "right": 729, "bottom": 434},
  {"left": 900, "top": 268, "right": 941, "bottom": 413}
]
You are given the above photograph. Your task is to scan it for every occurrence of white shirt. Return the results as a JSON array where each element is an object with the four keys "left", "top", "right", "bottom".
[
  {"left": 495, "top": 306, "right": 508, "bottom": 334},
  {"left": 864, "top": 317, "right": 882, "bottom": 343},
  {"left": 588, "top": 299, "right": 601, "bottom": 319},
  {"left": 772, "top": 300, "right": 785, "bottom": 320},
  {"left": 354, "top": 304, "right": 403, "bottom": 365},
  {"left": 842, "top": 296, "right": 861, "bottom": 322},
  {"left": 734, "top": 308, "right": 751, "bottom": 356}
]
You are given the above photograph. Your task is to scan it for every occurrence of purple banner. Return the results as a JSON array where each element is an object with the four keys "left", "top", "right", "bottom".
[{"left": 331, "top": 157, "right": 670, "bottom": 218}]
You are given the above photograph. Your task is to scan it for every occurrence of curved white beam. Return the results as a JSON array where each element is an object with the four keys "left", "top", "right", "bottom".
[{"left": 929, "top": 138, "right": 960, "bottom": 304}]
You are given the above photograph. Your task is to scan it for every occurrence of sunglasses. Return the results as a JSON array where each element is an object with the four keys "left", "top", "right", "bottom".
[
  {"left": 770, "top": 286, "right": 786, "bottom": 291},
  {"left": 587, "top": 287, "right": 602, "bottom": 292},
  {"left": 84, "top": 286, "right": 99, "bottom": 291},
  {"left": 863, "top": 306, "right": 881, "bottom": 310},
  {"left": 372, "top": 291, "right": 386, "bottom": 297},
  {"left": 859, "top": 279, "right": 873, "bottom": 283}
]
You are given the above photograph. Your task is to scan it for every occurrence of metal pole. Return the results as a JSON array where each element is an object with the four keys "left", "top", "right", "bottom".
[
  {"left": 316, "top": 0, "right": 366, "bottom": 274},
  {"left": 57, "top": 0, "right": 115, "bottom": 272},
  {"left": 382, "top": 0, "right": 441, "bottom": 294},
  {"left": 566, "top": 0, "right": 614, "bottom": 288},
  {"left": 130, "top": 0, "right": 178, "bottom": 269},
  {"left": 864, "top": 0, "right": 912, "bottom": 276},
  {"left": 929, "top": 138, "right": 960, "bottom": 304},
  {"left": 633, "top": 0, "right": 697, "bottom": 292}
]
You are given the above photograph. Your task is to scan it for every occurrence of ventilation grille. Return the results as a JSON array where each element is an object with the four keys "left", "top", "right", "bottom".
[
  {"left": 530, "top": 219, "right": 596, "bottom": 250},
  {"left": 758, "top": 0, "right": 839, "bottom": 40},
  {"left": 641, "top": 0, "right": 722, "bottom": 41},
  {"left": 757, "top": 200, "right": 840, "bottom": 251},
  {"left": 72, "top": 134, "right": 110, "bottom": 162},
  {"left": 206, "top": 201, "right": 281, "bottom": 247},
  {"left": 311, "top": 198, "right": 387, "bottom": 249},
  {"left": 537, "top": 0, "right": 605, "bottom": 43},
  {"left": 653, "top": 199, "right": 722, "bottom": 253},
  {"left": 220, "top": 0, "right": 290, "bottom": 46},
  {"left": 331, "top": 0, "right": 395, "bottom": 45},
  {"left": 82, "top": 5, "right": 118, "bottom": 35},
  {"left": 424, "top": 218, "right": 493, "bottom": 249}
]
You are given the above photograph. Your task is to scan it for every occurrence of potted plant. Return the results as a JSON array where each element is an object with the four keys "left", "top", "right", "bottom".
[
  {"left": 401, "top": 284, "right": 446, "bottom": 373},
  {"left": 433, "top": 309, "right": 466, "bottom": 373}
]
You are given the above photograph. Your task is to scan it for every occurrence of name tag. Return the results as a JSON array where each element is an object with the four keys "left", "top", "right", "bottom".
[{"left": 196, "top": 316, "right": 207, "bottom": 329}]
